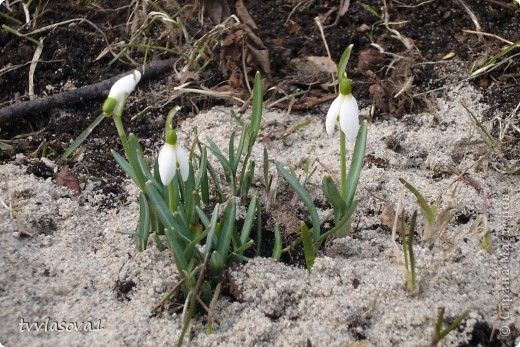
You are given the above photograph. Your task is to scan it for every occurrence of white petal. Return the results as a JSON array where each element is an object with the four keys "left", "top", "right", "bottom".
[
  {"left": 108, "top": 70, "right": 142, "bottom": 99},
  {"left": 158, "top": 143, "right": 177, "bottom": 185},
  {"left": 175, "top": 145, "right": 190, "bottom": 182},
  {"left": 325, "top": 95, "right": 343, "bottom": 137},
  {"left": 339, "top": 95, "right": 359, "bottom": 142}
]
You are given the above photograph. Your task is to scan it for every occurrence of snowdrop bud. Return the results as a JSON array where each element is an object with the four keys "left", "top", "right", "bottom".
[{"left": 103, "top": 70, "right": 141, "bottom": 114}]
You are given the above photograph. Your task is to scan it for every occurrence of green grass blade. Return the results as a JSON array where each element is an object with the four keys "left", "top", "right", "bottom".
[
  {"left": 233, "top": 239, "right": 254, "bottom": 257},
  {"left": 399, "top": 178, "right": 435, "bottom": 227},
  {"left": 345, "top": 120, "right": 368, "bottom": 209},
  {"left": 276, "top": 162, "right": 321, "bottom": 241},
  {"left": 196, "top": 206, "right": 210, "bottom": 228},
  {"left": 438, "top": 309, "right": 470, "bottom": 341},
  {"left": 408, "top": 211, "right": 417, "bottom": 293},
  {"left": 112, "top": 150, "right": 140, "bottom": 185},
  {"left": 0, "top": 141, "right": 13, "bottom": 150},
  {"left": 240, "top": 160, "right": 255, "bottom": 199},
  {"left": 240, "top": 196, "right": 258, "bottom": 245},
  {"left": 272, "top": 224, "right": 282, "bottom": 261},
  {"left": 300, "top": 222, "right": 315, "bottom": 272},
  {"left": 360, "top": 3, "right": 382, "bottom": 18},
  {"left": 322, "top": 175, "right": 347, "bottom": 217},
  {"left": 216, "top": 198, "right": 236, "bottom": 264},
  {"left": 228, "top": 131, "right": 236, "bottom": 176},
  {"left": 204, "top": 204, "right": 221, "bottom": 255},
  {"left": 137, "top": 192, "right": 151, "bottom": 251},
  {"left": 59, "top": 113, "right": 105, "bottom": 163},
  {"left": 401, "top": 211, "right": 409, "bottom": 272},
  {"left": 207, "top": 138, "right": 231, "bottom": 171},
  {"left": 315, "top": 200, "right": 359, "bottom": 246}
]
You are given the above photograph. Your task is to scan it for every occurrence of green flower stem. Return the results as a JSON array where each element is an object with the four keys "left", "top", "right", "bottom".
[
  {"left": 111, "top": 93, "right": 130, "bottom": 151},
  {"left": 340, "top": 130, "right": 347, "bottom": 200}
]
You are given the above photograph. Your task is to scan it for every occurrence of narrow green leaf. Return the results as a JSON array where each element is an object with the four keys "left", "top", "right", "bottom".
[
  {"left": 144, "top": 181, "right": 191, "bottom": 244},
  {"left": 300, "top": 222, "right": 315, "bottom": 272},
  {"left": 345, "top": 120, "right": 368, "bottom": 209},
  {"left": 315, "top": 200, "right": 359, "bottom": 246},
  {"left": 216, "top": 198, "right": 236, "bottom": 264},
  {"left": 272, "top": 224, "right": 282, "bottom": 261},
  {"left": 137, "top": 192, "right": 151, "bottom": 251},
  {"left": 360, "top": 3, "right": 382, "bottom": 18},
  {"left": 263, "top": 146, "right": 269, "bottom": 189},
  {"left": 401, "top": 211, "right": 409, "bottom": 272},
  {"left": 204, "top": 204, "right": 221, "bottom": 255},
  {"left": 0, "top": 141, "right": 13, "bottom": 150},
  {"left": 276, "top": 162, "right": 321, "bottom": 241},
  {"left": 228, "top": 131, "right": 236, "bottom": 176},
  {"left": 207, "top": 138, "right": 233, "bottom": 188},
  {"left": 186, "top": 191, "right": 201, "bottom": 226},
  {"left": 240, "top": 196, "right": 258, "bottom": 245},
  {"left": 337, "top": 44, "right": 353, "bottom": 82},
  {"left": 240, "top": 160, "right": 255, "bottom": 199},
  {"left": 322, "top": 176, "right": 347, "bottom": 217},
  {"left": 399, "top": 178, "right": 435, "bottom": 227},
  {"left": 408, "top": 210, "right": 417, "bottom": 293},
  {"left": 196, "top": 206, "right": 210, "bottom": 229},
  {"left": 195, "top": 146, "right": 209, "bottom": 203},
  {"left": 112, "top": 150, "right": 140, "bottom": 185},
  {"left": 205, "top": 159, "right": 225, "bottom": 203},
  {"left": 438, "top": 309, "right": 470, "bottom": 341},
  {"left": 59, "top": 113, "right": 105, "bottom": 163},
  {"left": 233, "top": 239, "right": 254, "bottom": 257}
]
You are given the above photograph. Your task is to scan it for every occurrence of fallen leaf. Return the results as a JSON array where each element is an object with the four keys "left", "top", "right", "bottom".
[
  {"left": 56, "top": 165, "right": 81, "bottom": 196},
  {"left": 379, "top": 202, "right": 402, "bottom": 233},
  {"left": 288, "top": 56, "right": 336, "bottom": 85},
  {"left": 287, "top": 20, "right": 300, "bottom": 34},
  {"left": 358, "top": 48, "right": 385, "bottom": 74}
]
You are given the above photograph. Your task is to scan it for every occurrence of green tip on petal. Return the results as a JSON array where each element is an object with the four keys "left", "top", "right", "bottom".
[
  {"left": 339, "top": 78, "right": 352, "bottom": 96},
  {"left": 102, "top": 97, "right": 117, "bottom": 114}
]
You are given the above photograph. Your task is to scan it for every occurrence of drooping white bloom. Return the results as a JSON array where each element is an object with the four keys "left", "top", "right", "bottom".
[
  {"left": 103, "top": 70, "right": 141, "bottom": 114},
  {"left": 108, "top": 70, "right": 141, "bottom": 99},
  {"left": 158, "top": 143, "right": 189, "bottom": 185},
  {"left": 325, "top": 93, "right": 359, "bottom": 142}
]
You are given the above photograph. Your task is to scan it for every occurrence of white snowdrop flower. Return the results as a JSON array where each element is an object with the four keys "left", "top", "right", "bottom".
[
  {"left": 158, "top": 142, "right": 189, "bottom": 186},
  {"left": 103, "top": 70, "right": 141, "bottom": 114},
  {"left": 109, "top": 70, "right": 141, "bottom": 99},
  {"left": 325, "top": 92, "right": 359, "bottom": 142}
]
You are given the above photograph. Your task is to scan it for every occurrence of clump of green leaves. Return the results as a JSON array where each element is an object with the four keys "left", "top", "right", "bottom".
[
  {"left": 399, "top": 178, "right": 454, "bottom": 241},
  {"left": 431, "top": 307, "right": 470, "bottom": 346},
  {"left": 401, "top": 210, "right": 418, "bottom": 295},
  {"left": 95, "top": 71, "right": 264, "bottom": 345}
]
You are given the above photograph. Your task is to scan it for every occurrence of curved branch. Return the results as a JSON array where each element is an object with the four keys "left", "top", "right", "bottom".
[{"left": 0, "top": 58, "right": 174, "bottom": 124}]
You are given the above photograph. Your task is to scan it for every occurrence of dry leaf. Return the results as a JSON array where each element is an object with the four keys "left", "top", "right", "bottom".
[
  {"left": 358, "top": 48, "right": 385, "bottom": 74},
  {"left": 379, "top": 202, "right": 402, "bottom": 233},
  {"left": 56, "top": 165, "right": 81, "bottom": 196},
  {"left": 218, "top": 0, "right": 271, "bottom": 86},
  {"left": 288, "top": 56, "right": 336, "bottom": 85},
  {"left": 287, "top": 20, "right": 300, "bottom": 34}
]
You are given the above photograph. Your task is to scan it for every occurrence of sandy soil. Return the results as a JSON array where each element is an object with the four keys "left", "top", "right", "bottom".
[{"left": 1, "top": 74, "right": 519, "bottom": 346}]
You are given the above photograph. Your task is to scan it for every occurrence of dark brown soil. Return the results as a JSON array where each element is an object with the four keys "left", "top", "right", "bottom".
[{"left": 1, "top": 0, "right": 518, "bottom": 176}]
